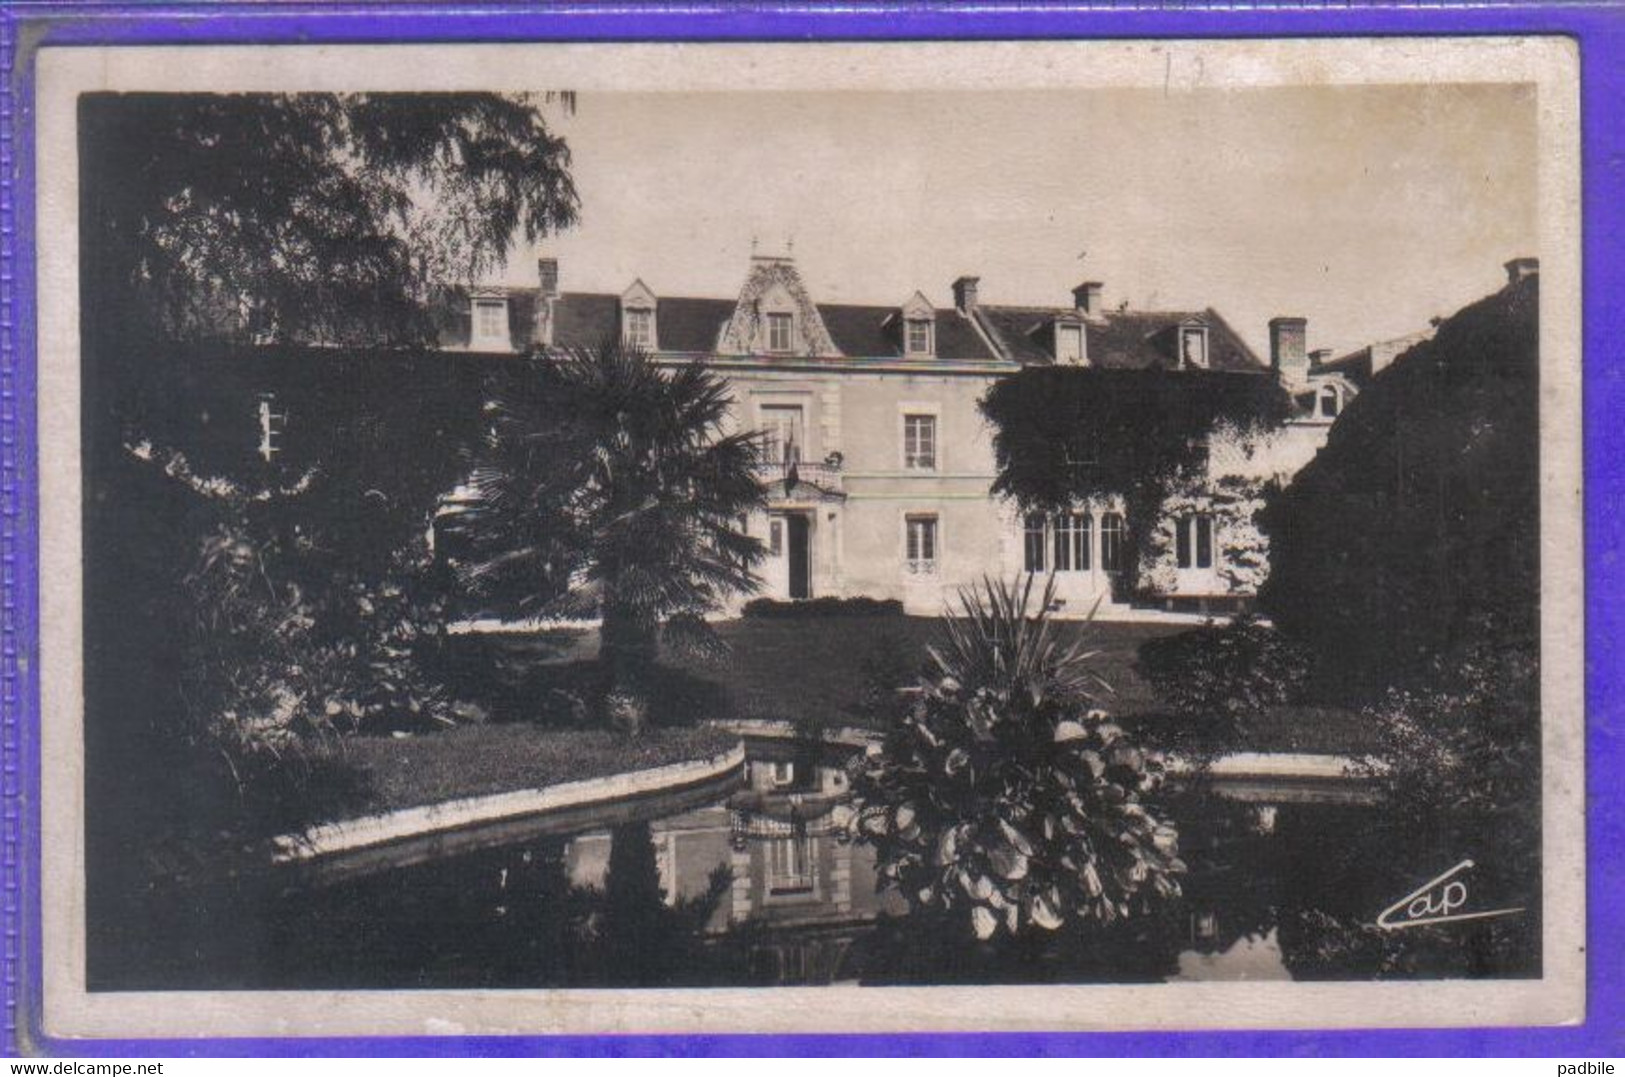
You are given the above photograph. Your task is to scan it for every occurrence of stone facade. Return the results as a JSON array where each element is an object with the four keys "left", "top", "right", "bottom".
[{"left": 442, "top": 253, "right": 1343, "bottom": 616}]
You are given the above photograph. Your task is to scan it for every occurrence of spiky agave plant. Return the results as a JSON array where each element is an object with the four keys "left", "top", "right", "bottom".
[{"left": 853, "top": 575, "right": 1185, "bottom": 941}]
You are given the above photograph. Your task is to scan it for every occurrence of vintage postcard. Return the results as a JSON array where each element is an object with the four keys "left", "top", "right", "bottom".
[{"left": 31, "top": 37, "right": 1583, "bottom": 1039}]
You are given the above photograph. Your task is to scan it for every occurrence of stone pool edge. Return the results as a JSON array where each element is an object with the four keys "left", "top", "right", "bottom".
[
  {"left": 269, "top": 741, "right": 747, "bottom": 864},
  {"left": 712, "top": 719, "right": 1383, "bottom": 778},
  {"left": 268, "top": 730, "right": 1384, "bottom": 864}
]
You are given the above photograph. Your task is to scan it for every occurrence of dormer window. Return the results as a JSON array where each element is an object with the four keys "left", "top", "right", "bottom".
[
  {"left": 767, "top": 312, "right": 795, "bottom": 353},
  {"left": 906, "top": 318, "right": 933, "bottom": 356},
  {"left": 1319, "top": 383, "right": 1342, "bottom": 418},
  {"left": 470, "top": 297, "right": 510, "bottom": 350},
  {"left": 1056, "top": 322, "right": 1085, "bottom": 365},
  {"left": 897, "top": 291, "right": 938, "bottom": 359},
  {"left": 618, "top": 279, "right": 660, "bottom": 353},
  {"left": 1180, "top": 325, "right": 1209, "bottom": 368},
  {"left": 624, "top": 307, "right": 654, "bottom": 350}
]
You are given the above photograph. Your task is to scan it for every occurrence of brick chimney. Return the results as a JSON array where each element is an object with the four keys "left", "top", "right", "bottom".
[
  {"left": 1269, "top": 316, "right": 1309, "bottom": 387},
  {"left": 1073, "top": 281, "right": 1104, "bottom": 319},
  {"left": 952, "top": 275, "right": 980, "bottom": 314},
  {"left": 1504, "top": 256, "right": 1539, "bottom": 285}
]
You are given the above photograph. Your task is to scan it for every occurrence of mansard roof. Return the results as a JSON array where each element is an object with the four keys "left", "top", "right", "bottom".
[
  {"left": 972, "top": 305, "right": 1266, "bottom": 372},
  {"left": 819, "top": 303, "right": 993, "bottom": 360},
  {"left": 528, "top": 291, "right": 999, "bottom": 361}
]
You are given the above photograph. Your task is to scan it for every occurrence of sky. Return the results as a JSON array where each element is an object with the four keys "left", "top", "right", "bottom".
[{"left": 502, "top": 84, "right": 1538, "bottom": 358}]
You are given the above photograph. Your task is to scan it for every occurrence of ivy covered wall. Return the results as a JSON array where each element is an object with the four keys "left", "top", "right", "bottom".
[
  {"left": 981, "top": 368, "right": 1292, "bottom": 601},
  {"left": 1140, "top": 475, "right": 1274, "bottom": 597}
]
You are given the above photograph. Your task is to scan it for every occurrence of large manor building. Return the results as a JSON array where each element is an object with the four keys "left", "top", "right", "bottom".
[{"left": 434, "top": 253, "right": 1357, "bottom": 616}]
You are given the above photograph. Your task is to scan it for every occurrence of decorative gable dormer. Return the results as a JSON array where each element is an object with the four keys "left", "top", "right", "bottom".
[
  {"left": 620, "top": 278, "right": 659, "bottom": 352},
  {"left": 468, "top": 289, "right": 512, "bottom": 352},
  {"left": 716, "top": 255, "right": 842, "bottom": 358},
  {"left": 897, "top": 291, "right": 936, "bottom": 358},
  {"left": 1177, "top": 317, "right": 1210, "bottom": 369}
]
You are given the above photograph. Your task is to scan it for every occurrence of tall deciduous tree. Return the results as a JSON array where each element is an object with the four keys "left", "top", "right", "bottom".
[
  {"left": 1258, "top": 274, "right": 1540, "bottom": 693},
  {"left": 81, "top": 90, "right": 583, "bottom": 579},
  {"left": 77, "top": 93, "right": 581, "bottom": 866},
  {"left": 80, "top": 91, "right": 579, "bottom": 348}
]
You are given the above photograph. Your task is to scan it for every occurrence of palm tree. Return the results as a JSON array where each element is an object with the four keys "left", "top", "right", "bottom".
[{"left": 457, "top": 341, "right": 767, "bottom": 734}]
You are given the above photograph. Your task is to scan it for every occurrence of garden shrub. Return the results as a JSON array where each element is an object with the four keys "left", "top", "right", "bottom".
[
  {"left": 179, "top": 509, "right": 459, "bottom": 823},
  {"left": 1357, "top": 642, "right": 1539, "bottom": 854},
  {"left": 842, "top": 631, "right": 923, "bottom": 728},
  {"left": 1135, "top": 615, "right": 1310, "bottom": 728},
  {"left": 743, "top": 596, "right": 905, "bottom": 619},
  {"left": 853, "top": 576, "right": 1184, "bottom": 944},
  {"left": 1288, "top": 644, "right": 1543, "bottom": 978}
]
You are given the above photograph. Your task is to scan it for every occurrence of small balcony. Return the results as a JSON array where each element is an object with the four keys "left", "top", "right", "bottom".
[{"left": 756, "top": 453, "right": 845, "bottom": 500}]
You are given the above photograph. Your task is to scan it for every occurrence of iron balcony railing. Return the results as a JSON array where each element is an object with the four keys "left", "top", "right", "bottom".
[{"left": 756, "top": 454, "right": 844, "bottom": 494}]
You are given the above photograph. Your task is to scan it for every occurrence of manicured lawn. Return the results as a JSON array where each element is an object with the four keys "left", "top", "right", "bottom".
[
  {"left": 707, "top": 615, "right": 1177, "bottom": 728},
  {"left": 450, "top": 615, "right": 1381, "bottom": 756},
  {"left": 341, "top": 724, "right": 739, "bottom": 816}
]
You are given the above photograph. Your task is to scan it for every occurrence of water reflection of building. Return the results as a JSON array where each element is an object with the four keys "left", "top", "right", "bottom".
[
  {"left": 555, "top": 751, "right": 1320, "bottom": 984},
  {"left": 564, "top": 748, "right": 882, "bottom": 980},
  {"left": 275, "top": 746, "right": 1380, "bottom": 986}
]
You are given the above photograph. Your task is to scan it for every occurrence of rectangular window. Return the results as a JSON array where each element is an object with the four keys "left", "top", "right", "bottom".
[
  {"left": 473, "top": 298, "right": 508, "bottom": 346},
  {"left": 1053, "top": 514, "right": 1074, "bottom": 572},
  {"left": 1187, "top": 439, "right": 1212, "bottom": 475},
  {"left": 906, "top": 318, "right": 933, "bottom": 356},
  {"left": 906, "top": 515, "right": 938, "bottom": 574},
  {"left": 769, "top": 518, "right": 784, "bottom": 557},
  {"left": 256, "top": 393, "right": 285, "bottom": 463},
  {"left": 1176, "top": 515, "right": 1215, "bottom": 570},
  {"left": 1024, "top": 513, "right": 1047, "bottom": 573},
  {"left": 767, "top": 836, "right": 815, "bottom": 895},
  {"left": 732, "top": 515, "right": 751, "bottom": 569},
  {"left": 624, "top": 307, "right": 653, "bottom": 349},
  {"left": 770, "top": 760, "right": 795, "bottom": 787},
  {"left": 903, "top": 414, "right": 937, "bottom": 471},
  {"left": 1064, "top": 432, "right": 1101, "bottom": 476},
  {"left": 1057, "top": 323, "right": 1084, "bottom": 364},
  {"left": 760, "top": 405, "right": 805, "bottom": 464},
  {"left": 767, "top": 312, "right": 794, "bottom": 352},
  {"left": 1180, "top": 327, "right": 1209, "bottom": 368},
  {"left": 1101, "top": 512, "right": 1125, "bottom": 571},
  {"left": 1054, "top": 513, "right": 1090, "bottom": 572},
  {"left": 1320, "top": 385, "right": 1341, "bottom": 418}
]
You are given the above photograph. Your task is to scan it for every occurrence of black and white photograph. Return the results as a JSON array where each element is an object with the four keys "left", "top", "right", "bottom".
[{"left": 34, "top": 38, "right": 1584, "bottom": 1036}]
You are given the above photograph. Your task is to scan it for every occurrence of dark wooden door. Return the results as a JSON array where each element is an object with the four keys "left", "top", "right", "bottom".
[{"left": 787, "top": 514, "right": 811, "bottom": 599}]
